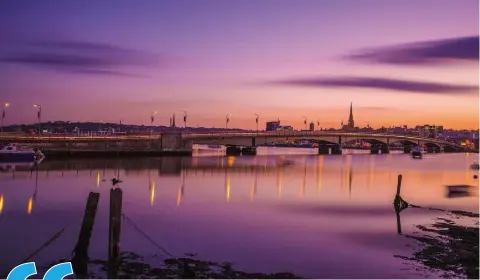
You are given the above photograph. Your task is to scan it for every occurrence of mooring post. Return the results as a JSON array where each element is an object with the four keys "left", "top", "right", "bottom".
[
  {"left": 393, "top": 174, "right": 403, "bottom": 205},
  {"left": 108, "top": 188, "right": 123, "bottom": 278},
  {"left": 72, "top": 192, "right": 100, "bottom": 278},
  {"left": 393, "top": 174, "right": 405, "bottom": 235},
  {"left": 395, "top": 174, "right": 403, "bottom": 197}
]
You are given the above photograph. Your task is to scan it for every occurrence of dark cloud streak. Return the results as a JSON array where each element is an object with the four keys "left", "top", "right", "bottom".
[
  {"left": 0, "top": 39, "right": 165, "bottom": 77},
  {"left": 267, "top": 76, "right": 478, "bottom": 95},
  {"left": 346, "top": 36, "right": 479, "bottom": 65}
]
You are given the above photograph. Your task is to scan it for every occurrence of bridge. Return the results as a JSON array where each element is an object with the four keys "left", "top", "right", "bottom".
[
  {"left": 182, "top": 131, "right": 467, "bottom": 154},
  {"left": 0, "top": 130, "right": 470, "bottom": 155}
]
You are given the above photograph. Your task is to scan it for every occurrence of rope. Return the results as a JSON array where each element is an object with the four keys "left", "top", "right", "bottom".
[
  {"left": 121, "top": 213, "right": 176, "bottom": 258},
  {"left": 22, "top": 228, "right": 66, "bottom": 262}
]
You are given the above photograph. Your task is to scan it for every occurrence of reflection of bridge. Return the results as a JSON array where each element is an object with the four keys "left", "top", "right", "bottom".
[
  {"left": 183, "top": 131, "right": 467, "bottom": 154},
  {"left": 0, "top": 131, "right": 471, "bottom": 156},
  {"left": 0, "top": 158, "right": 293, "bottom": 176}
]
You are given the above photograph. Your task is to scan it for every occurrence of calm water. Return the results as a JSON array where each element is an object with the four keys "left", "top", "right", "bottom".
[{"left": 0, "top": 149, "right": 478, "bottom": 278}]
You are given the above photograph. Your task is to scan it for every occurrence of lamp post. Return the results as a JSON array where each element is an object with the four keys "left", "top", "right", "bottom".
[
  {"left": 254, "top": 113, "right": 259, "bottom": 133},
  {"left": 181, "top": 110, "right": 187, "bottom": 128},
  {"left": 151, "top": 111, "right": 158, "bottom": 126},
  {"left": 302, "top": 116, "right": 307, "bottom": 130},
  {"left": 1, "top": 103, "right": 9, "bottom": 132},
  {"left": 33, "top": 104, "right": 42, "bottom": 135},
  {"left": 225, "top": 114, "right": 231, "bottom": 130}
]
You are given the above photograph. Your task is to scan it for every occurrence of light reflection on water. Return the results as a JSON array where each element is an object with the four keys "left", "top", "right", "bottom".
[{"left": 0, "top": 151, "right": 477, "bottom": 278}]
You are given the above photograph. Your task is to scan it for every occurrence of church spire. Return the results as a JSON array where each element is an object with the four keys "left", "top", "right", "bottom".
[{"left": 347, "top": 102, "right": 354, "bottom": 128}]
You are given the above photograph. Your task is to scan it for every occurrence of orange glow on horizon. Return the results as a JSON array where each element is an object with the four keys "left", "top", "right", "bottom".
[{"left": 0, "top": 195, "right": 3, "bottom": 215}]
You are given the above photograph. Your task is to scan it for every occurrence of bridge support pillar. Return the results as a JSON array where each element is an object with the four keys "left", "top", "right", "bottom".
[
  {"left": 403, "top": 146, "right": 412, "bottom": 154},
  {"left": 241, "top": 146, "right": 257, "bottom": 155},
  {"left": 226, "top": 146, "right": 242, "bottom": 156},
  {"left": 426, "top": 146, "right": 441, "bottom": 154},
  {"left": 330, "top": 145, "right": 342, "bottom": 155},
  {"left": 370, "top": 145, "right": 379, "bottom": 154},
  {"left": 443, "top": 146, "right": 457, "bottom": 153},
  {"left": 160, "top": 132, "right": 191, "bottom": 151},
  {"left": 380, "top": 145, "right": 390, "bottom": 154},
  {"left": 318, "top": 145, "right": 329, "bottom": 155}
]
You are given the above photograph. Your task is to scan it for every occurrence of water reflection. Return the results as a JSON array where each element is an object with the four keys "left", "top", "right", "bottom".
[
  {"left": 250, "top": 171, "right": 258, "bottom": 202},
  {"left": 0, "top": 154, "right": 478, "bottom": 278},
  {"left": 368, "top": 156, "right": 374, "bottom": 189},
  {"left": 277, "top": 168, "right": 283, "bottom": 200},
  {"left": 27, "top": 196, "right": 33, "bottom": 215},
  {"left": 317, "top": 156, "right": 323, "bottom": 194},
  {"left": 96, "top": 172, "right": 100, "bottom": 188},
  {"left": 150, "top": 180, "right": 155, "bottom": 206}
]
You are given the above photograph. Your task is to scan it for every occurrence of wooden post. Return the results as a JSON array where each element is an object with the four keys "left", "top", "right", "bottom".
[
  {"left": 393, "top": 174, "right": 405, "bottom": 235},
  {"left": 395, "top": 203, "right": 402, "bottom": 235},
  {"left": 396, "top": 174, "right": 403, "bottom": 196},
  {"left": 71, "top": 192, "right": 100, "bottom": 278},
  {"left": 108, "top": 188, "right": 123, "bottom": 278}
]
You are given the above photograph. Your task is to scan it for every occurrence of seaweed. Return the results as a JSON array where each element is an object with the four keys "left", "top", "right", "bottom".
[
  {"left": 395, "top": 215, "right": 479, "bottom": 279},
  {"left": 43, "top": 252, "right": 302, "bottom": 279}
]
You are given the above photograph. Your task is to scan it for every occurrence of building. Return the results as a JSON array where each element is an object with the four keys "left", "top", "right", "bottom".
[
  {"left": 417, "top": 125, "right": 443, "bottom": 138},
  {"left": 341, "top": 102, "right": 357, "bottom": 131},
  {"left": 266, "top": 121, "right": 281, "bottom": 131},
  {"left": 309, "top": 122, "right": 315, "bottom": 131}
]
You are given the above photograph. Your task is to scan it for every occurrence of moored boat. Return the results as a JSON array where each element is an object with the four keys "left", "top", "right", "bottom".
[
  {"left": 0, "top": 143, "right": 44, "bottom": 163},
  {"left": 446, "top": 184, "right": 473, "bottom": 195},
  {"left": 411, "top": 146, "right": 423, "bottom": 159},
  {"left": 470, "top": 162, "right": 479, "bottom": 170}
]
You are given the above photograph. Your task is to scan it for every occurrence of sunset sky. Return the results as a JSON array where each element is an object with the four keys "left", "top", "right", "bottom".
[{"left": 0, "top": 0, "right": 478, "bottom": 129}]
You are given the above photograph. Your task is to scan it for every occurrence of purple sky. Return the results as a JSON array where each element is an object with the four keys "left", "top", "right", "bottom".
[{"left": 0, "top": 0, "right": 478, "bottom": 129}]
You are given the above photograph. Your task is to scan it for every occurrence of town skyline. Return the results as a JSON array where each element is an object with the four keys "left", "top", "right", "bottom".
[{"left": 0, "top": 0, "right": 478, "bottom": 130}]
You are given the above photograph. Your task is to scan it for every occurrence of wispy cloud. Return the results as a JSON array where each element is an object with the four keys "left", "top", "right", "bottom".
[
  {"left": 0, "top": 39, "right": 167, "bottom": 77},
  {"left": 345, "top": 36, "right": 479, "bottom": 65},
  {"left": 266, "top": 76, "right": 478, "bottom": 95}
]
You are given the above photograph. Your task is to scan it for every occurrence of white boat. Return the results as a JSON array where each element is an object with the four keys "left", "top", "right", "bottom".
[{"left": 0, "top": 143, "right": 45, "bottom": 163}]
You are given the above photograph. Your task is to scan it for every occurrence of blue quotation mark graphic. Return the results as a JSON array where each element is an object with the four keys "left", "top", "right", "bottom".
[{"left": 7, "top": 262, "right": 73, "bottom": 280}]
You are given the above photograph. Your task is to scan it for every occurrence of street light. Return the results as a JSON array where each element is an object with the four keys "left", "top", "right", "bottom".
[
  {"left": 151, "top": 111, "right": 158, "bottom": 126},
  {"left": 1, "top": 103, "right": 9, "bottom": 132},
  {"left": 33, "top": 104, "right": 42, "bottom": 134},
  {"left": 181, "top": 110, "right": 187, "bottom": 128},
  {"left": 225, "top": 114, "right": 231, "bottom": 130},
  {"left": 254, "top": 113, "right": 259, "bottom": 132},
  {"left": 302, "top": 116, "right": 307, "bottom": 130}
]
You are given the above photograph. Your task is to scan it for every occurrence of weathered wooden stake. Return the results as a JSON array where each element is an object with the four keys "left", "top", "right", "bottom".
[
  {"left": 72, "top": 192, "right": 100, "bottom": 278},
  {"left": 393, "top": 174, "right": 406, "bottom": 235},
  {"left": 108, "top": 188, "right": 123, "bottom": 278},
  {"left": 396, "top": 174, "right": 403, "bottom": 196}
]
